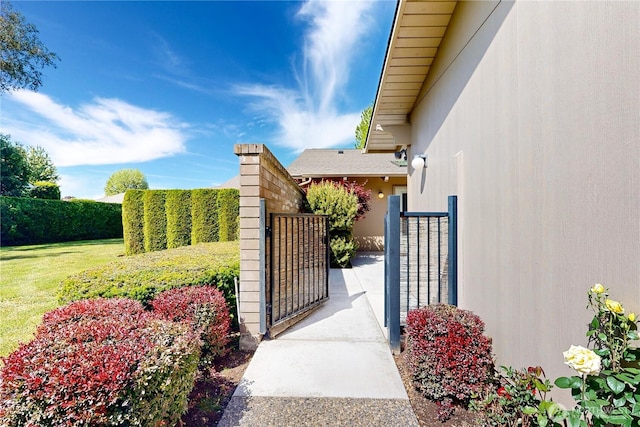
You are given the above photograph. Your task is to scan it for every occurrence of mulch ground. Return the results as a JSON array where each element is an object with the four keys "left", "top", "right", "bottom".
[
  {"left": 181, "top": 345, "right": 253, "bottom": 426},
  {"left": 393, "top": 349, "right": 478, "bottom": 427}
]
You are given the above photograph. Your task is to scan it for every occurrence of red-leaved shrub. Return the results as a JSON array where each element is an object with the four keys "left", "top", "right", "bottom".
[
  {"left": 39, "top": 297, "right": 148, "bottom": 333},
  {"left": 0, "top": 298, "right": 201, "bottom": 426},
  {"left": 405, "top": 304, "right": 494, "bottom": 421},
  {"left": 151, "top": 285, "right": 231, "bottom": 363}
]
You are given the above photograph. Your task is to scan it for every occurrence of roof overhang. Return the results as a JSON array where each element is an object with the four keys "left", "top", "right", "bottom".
[{"left": 365, "top": 0, "right": 457, "bottom": 153}]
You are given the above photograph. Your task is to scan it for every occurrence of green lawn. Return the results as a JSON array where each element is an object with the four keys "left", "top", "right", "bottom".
[{"left": 0, "top": 239, "right": 125, "bottom": 357}]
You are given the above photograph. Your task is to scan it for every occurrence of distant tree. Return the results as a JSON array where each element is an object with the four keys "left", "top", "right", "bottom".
[
  {"left": 354, "top": 103, "right": 373, "bottom": 149},
  {"left": 0, "top": 133, "right": 29, "bottom": 196},
  {"left": 26, "top": 145, "right": 59, "bottom": 183},
  {"left": 104, "top": 169, "right": 149, "bottom": 196},
  {"left": 0, "top": 1, "right": 59, "bottom": 93}
]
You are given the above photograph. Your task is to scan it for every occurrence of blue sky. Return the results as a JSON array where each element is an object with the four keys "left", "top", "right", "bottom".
[{"left": 2, "top": 1, "right": 395, "bottom": 198}]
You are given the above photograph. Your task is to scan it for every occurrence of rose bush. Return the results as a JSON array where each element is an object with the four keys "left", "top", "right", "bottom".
[
  {"left": 553, "top": 285, "right": 640, "bottom": 427},
  {"left": 562, "top": 345, "right": 601, "bottom": 376}
]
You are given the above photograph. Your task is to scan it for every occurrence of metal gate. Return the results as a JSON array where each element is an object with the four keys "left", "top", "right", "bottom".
[
  {"left": 384, "top": 195, "right": 457, "bottom": 352},
  {"left": 266, "top": 213, "right": 329, "bottom": 337}
]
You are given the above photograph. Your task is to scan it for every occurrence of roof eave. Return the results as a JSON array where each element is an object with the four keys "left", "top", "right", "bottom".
[{"left": 365, "top": 0, "right": 458, "bottom": 153}]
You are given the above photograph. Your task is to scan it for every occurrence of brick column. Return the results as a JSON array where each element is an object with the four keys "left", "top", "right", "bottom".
[
  {"left": 234, "top": 144, "right": 306, "bottom": 350},
  {"left": 235, "top": 144, "right": 263, "bottom": 350}
]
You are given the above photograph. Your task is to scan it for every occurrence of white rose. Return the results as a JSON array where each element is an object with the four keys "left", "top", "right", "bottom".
[{"left": 563, "top": 345, "right": 601, "bottom": 376}]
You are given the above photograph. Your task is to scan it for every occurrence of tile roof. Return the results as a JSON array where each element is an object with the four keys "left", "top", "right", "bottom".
[{"left": 287, "top": 149, "right": 407, "bottom": 178}]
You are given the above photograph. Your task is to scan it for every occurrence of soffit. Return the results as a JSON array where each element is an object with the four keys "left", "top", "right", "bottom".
[{"left": 365, "top": 0, "right": 457, "bottom": 152}]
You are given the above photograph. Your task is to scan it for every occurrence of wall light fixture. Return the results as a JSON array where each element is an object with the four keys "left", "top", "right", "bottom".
[{"left": 411, "top": 154, "right": 428, "bottom": 170}]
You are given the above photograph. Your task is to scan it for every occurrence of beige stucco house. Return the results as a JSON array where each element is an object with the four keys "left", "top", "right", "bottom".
[
  {"left": 366, "top": 0, "right": 639, "bottom": 399},
  {"left": 288, "top": 149, "right": 407, "bottom": 251}
]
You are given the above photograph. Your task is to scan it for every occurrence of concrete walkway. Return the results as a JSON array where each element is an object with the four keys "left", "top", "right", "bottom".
[{"left": 219, "top": 252, "right": 418, "bottom": 426}]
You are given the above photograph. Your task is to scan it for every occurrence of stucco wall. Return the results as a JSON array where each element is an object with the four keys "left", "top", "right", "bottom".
[
  {"left": 407, "top": 0, "right": 640, "bottom": 399},
  {"left": 352, "top": 176, "right": 407, "bottom": 251}
]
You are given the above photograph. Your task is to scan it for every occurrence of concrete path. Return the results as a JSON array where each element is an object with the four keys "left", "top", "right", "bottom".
[{"left": 218, "top": 252, "right": 418, "bottom": 426}]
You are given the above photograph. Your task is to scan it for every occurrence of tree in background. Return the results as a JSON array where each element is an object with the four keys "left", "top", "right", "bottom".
[
  {"left": 354, "top": 103, "right": 373, "bottom": 149},
  {"left": 0, "top": 134, "right": 29, "bottom": 196},
  {"left": 1, "top": 135, "right": 60, "bottom": 198},
  {"left": 26, "top": 145, "right": 59, "bottom": 183},
  {"left": 0, "top": 1, "right": 59, "bottom": 93},
  {"left": 105, "top": 169, "right": 149, "bottom": 196}
]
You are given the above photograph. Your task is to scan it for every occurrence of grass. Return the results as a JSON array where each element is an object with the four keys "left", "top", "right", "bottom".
[{"left": 0, "top": 239, "right": 125, "bottom": 357}]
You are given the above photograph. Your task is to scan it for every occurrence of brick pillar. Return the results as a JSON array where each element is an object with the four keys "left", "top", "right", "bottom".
[
  {"left": 235, "top": 144, "right": 264, "bottom": 350},
  {"left": 234, "top": 143, "right": 305, "bottom": 350}
]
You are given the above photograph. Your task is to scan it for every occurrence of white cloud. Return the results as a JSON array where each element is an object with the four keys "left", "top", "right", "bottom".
[
  {"left": 3, "top": 90, "right": 188, "bottom": 167},
  {"left": 235, "top": 0, "right": 373, "bottom": 152}
]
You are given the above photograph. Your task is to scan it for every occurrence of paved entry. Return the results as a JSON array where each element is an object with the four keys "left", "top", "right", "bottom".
[{"left": 267, "top": 213, "right": 329, "bottom": 337}]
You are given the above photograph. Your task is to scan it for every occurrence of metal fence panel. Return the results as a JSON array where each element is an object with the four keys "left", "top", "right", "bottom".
[
  {"left": 268, "top": 213, "right": 329, "bottom": 334},
  {"left": 384, "top": 195, "right": 458, "bottom": 349}
]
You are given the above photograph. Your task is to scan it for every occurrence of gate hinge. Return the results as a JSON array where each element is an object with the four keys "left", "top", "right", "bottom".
[{"left": 265, "top": 226, "right": 272, "bottom": 238}]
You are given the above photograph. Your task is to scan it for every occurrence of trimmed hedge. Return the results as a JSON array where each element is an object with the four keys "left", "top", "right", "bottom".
[
  {"left": 59, "top": 241, "right": 240, "bottom": 310},
  {"left": 122, "top": 190, "right": 145, "bottom": 255},
  {"left": 121, "top": 189, "right": 239, "bottom": 254},
  {"left": 191, "top": 189, "right": 219, "bottom": 244},
  {"left": 0, "top": 298, "right": 201, "bottom": 426},
  {"left": 217, "top": 188, "right": 239, "bottom": 241},
  {"left": 0, "top": 196, "right": 122, "bottom": 246},
  {"left": 29, "top": 181, "right": 60, "bottom": 200},
  {"left": 143, "top": 190, "right": 167, "bottom": 252},
  {"left": 166, "top": 190, "right": 192, "bottom": 249}
]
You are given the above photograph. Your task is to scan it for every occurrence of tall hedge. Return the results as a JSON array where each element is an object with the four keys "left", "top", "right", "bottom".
[
  {"left": 166, "top": 190, "right": 191, "bottom": 249},
  {"left": 217, "top": 188, "right": 239, "bottom": 242},
  {"left": 191, "top": 189, "right": 219, "bottom": 244},
  {"left": 0, "top": 196, "right": 122, "bottom": 246},
  {"left": 143, "top": 190, "right": 167, "bottom": 252},
  {"left": 123, "top": 190, "right": 145, "bottom": 255}
]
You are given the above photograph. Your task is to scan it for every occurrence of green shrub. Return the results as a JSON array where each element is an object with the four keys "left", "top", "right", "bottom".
[
  {"left": 306, "top": 181, "right": 358, "bottom": 233},
  {"left": 143, "top": 190, "right": 167, "bottom": 252},
  {"left": 217, "top": 188, "right": 239, "bottom": 241},
  {"left": 59, "top": 242, "right": 240, "bottom": 311},
  {"left": 0, "top": 196, "right": 122, "bottom": 246},
  {"left": 191, "top": 189, "right": 219, "bottom": 244},
  {"left": 329, "top": 235, "right": 357, "bottom": 268},
  {"left": 306, "top": 181, "right": 359, "bottom": 267},
  {"left": 122, "top": 190, "right": 145, "bottom": 255},
  {"left": 29, "top": 181, "right": 60, "bottom": 200},
  {"left": 166, "top": 190, "right": 192, "bottom": 249}
]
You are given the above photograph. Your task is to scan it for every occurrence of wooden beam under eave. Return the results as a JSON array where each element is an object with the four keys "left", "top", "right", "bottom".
[
  {"left": 384, "top": 74, "right": 426, "bottom": 83},
  {"left": 403, "top": 1, "right": 456, "bottom": 15},
  {"left": 401, "top": 14, "right": 451, "bottom": 27},
  {"left": 392, "top": 47, "right": 438, "bottom": 58},
  {"left": 395, "top": 37, "right": 444, "bottom": 48},
  {"left": 397, "top": 26, "right": 447, "bottom": 38}
]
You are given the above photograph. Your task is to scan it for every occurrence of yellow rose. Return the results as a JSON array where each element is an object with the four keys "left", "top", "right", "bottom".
[
  {"left": 605, "top": 299, "right": 624, "bottom": 314},
  {"left": 590, "top": 283, "right": 605, "bottom": 294},
  {"left": 563, "top": 345, "right": 601, "bottom": 376},
  {"left": 629, "top": 313, "right": 636, "bottom": 322}
]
